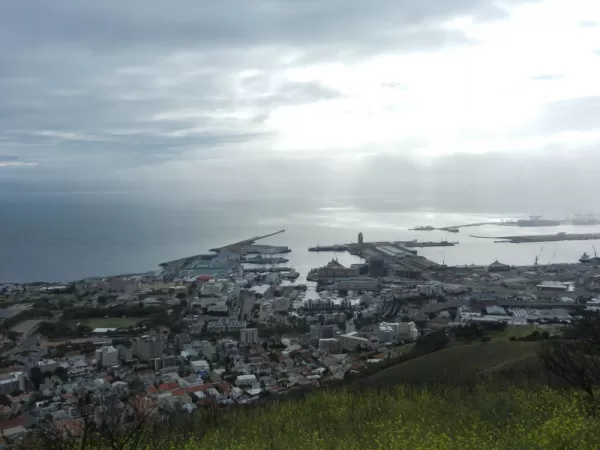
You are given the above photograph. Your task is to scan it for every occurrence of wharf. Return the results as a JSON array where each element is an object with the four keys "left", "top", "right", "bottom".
[{"left": 470, "top": 232, "right": 600, "bottom": 244}]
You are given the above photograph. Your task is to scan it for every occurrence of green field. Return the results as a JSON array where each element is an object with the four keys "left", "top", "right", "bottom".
[
  {"left": 67, "top": 317, "right": 143, "bottom": 329},
  {"left": 361, "top": 340, "right": 541, "bottom": 387}
]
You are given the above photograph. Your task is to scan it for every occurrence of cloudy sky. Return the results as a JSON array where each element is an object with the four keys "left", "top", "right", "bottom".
[{"left": 1, "top": 0, "right": 600, "bottom": 203}]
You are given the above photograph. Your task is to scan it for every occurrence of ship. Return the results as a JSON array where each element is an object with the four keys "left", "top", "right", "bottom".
[
  {"left": 572, "top": 213, "right": 600, "bottom": 226},
  {"left": 443, "top": 227, "right": 460, "bottom": 233},
  {"left": 308, "top": 245, "right": 348, "bottom": 252},
  {"left": 242, "top": 256, "right": 289, "bottom": 264},
  {"left": 517, "top": 215, "right": 561, "bottom": 227},
  {"left": 413, "top": 225, "right": 435, "bottom": 231},
  {"left": 409, "top": 240, "right": 457, "bottom": 248},
  {"left": 580, "top": 249, "right": 600, "bottom": 264},
  {"left": 281, "top": 269, "right": 300, "bottom": 280}
]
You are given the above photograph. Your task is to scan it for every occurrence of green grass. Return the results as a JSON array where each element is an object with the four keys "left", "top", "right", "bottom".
[
  {"left": 37, "top": 384, "right": 600, "bottom": 449},
  {"left": 362, "top": 340, "right": 541, "bottom": 387},
  {"left": 67, "top": 317, "right": 143, "bottom": 328}
]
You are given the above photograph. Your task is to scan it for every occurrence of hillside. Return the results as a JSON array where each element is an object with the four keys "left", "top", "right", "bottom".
[
  {"left": 29, "top": 383, "right": 600, "bottom": 449},
  {"left": 360, "top": 340, "right": 542, "bottom": 387}
]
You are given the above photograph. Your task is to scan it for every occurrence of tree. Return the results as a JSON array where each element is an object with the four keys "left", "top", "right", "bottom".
[
  {"left": 539, "top": 311, "right": 600, "bottom": 399},
  {"left": 54, "top": 366, "right": 69, "bottom": 382},
  {"left": 0, "top": 394, "right": 11, "bottom": 407},
  {"left": 30, "top": 366, "right": 44, "bottom": 389}
]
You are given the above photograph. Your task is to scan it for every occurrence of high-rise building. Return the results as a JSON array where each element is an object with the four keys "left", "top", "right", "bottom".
[
  {"left": 132, "top": 335, "right": 164, "bottom": 360},
  {"left": 358, "top": 232, "right": 364, "bottom": 245},
  {"left": 240, "top": 328, "right": 259, "bottom": 346}
]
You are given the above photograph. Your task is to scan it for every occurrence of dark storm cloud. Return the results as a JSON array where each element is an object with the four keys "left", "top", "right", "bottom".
[{"left": 0, "top": 0, "right": 538, "bottom": 177}]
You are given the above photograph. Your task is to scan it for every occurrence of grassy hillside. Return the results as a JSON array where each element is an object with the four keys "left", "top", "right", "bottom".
[
  {"left": 41, "top": 384, "right": 600, "bottom": 449},
  {"left": 361, "top": 340, "right": 542, "bottom": 387}
]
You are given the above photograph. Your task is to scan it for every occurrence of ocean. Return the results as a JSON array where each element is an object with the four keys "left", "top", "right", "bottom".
[{"left": 1, "top": 192, "right": 599, "bottom": 283}]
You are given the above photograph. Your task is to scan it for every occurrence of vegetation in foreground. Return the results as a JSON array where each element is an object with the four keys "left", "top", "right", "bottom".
[{"left": 29, "top": 383, "right": 600, "bottom": 450}]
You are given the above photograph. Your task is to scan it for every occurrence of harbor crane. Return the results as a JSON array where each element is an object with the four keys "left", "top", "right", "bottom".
[{"left": 534, "top": 246, "right": 544, "bottom": 265}]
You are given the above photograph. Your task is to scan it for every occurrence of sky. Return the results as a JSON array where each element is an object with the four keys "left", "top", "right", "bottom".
[{"left": 1, "top": 0, "right": 600, "bottom": 207}]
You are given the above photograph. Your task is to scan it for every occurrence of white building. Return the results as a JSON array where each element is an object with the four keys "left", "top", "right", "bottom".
[
  {"left": 378, "top": 322, "right": 418, "bottom": 341},
  {"left": 339, "top": 332, "right": 370, "bottom": 351},
  {"left": 236, "top": 374, "right": 257, "bottom": 386},
  {"left": 0, "top": 372, "right": 26, "bottom": 395},
  {"left": 191, "top": 360, "right": 210, "bottom": 372},
  {"left": 378, "top": 325, "right": 394, "bottom": 343},
  {"left": 96, "top": 346, "right": 119, "bottom": 367},
  {"left": 37, "top": 359, "right": 59, "bottom": 374},
  {"left": 396, "top": 322, "right": 419, "bottom": 340},
  {"left": 240, "top": 328, "right": 259, "bottom": 346}
]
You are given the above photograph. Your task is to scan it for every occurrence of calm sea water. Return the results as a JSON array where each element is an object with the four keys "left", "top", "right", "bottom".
[{"left": 1, "top": 193, "right": 599, "bottom": 283}]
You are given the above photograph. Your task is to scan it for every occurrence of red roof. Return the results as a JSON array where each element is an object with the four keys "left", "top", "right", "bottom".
[
  {"left": 185, "top": 384, "right": 211, "bottom": 393},
  {"left": 147, "top": 386, "right": 158, "bottom": 394},
  {"left": 0, "top": 415, "right": 28, "bottom": 431},
  {"left": 170, "top": 389, "right": 186, "bottom": 397},
  {"left": 158, "top": 382, "right": 180, "bottom": 391},
  {"left": 216, "top": 382, "right": 232, "bottom": 395}
]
